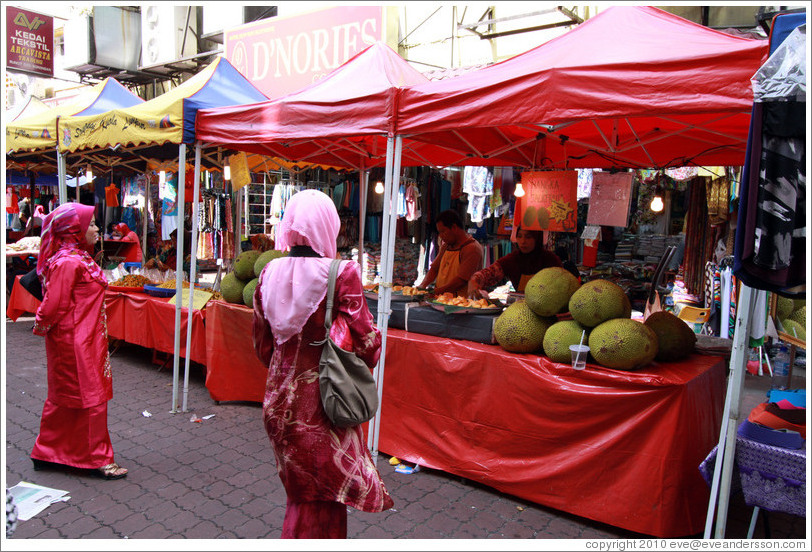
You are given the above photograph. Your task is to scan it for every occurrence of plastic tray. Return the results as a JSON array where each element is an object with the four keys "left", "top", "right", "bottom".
[
  {"left": 143, "top": 284, "right": 177, "bottom": 297},
  {"left": 364, "top": 291, "right": 427, "bottom": 302},
  {"left": 427, "top": 300, "right": 503, "bottom": 315},
  {"left": 108, "top": 285, "right": 144, "bottom": 293}
]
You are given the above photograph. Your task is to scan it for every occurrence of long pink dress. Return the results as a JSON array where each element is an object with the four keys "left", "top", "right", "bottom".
[
  {"left": 252, "top": 262, "right": 393, "bottom": 513},
  {"left": 32, "top": 249, "right": 114, "bottom": 468}
]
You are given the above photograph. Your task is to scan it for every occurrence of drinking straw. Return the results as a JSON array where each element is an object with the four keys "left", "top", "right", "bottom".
[{"left": 579, "top": 330, "right": 586, "bottom": 348}]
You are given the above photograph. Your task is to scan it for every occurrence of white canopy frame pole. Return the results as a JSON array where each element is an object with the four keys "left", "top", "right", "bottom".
[
  {"left": 56, "top": 150, "right": 67, "bottom": 205},
  {"left": 142, "top": 174, "right": 149, "bottom": 259},
  {"left": 182, "top": 142, "right": 203, "bottom": 412},
  {"left": 171, "top": 143, "right": 188, "bottom": 413},
  {"left": 369, "top": 135, "right": 403, "bottom": 456},
  {"left": 704, "top": 283, "right": 756, "bottom": 538},
  {"left": 367, "top": 135, "right": 395, "bottom": 454},
  {"left": 358, "top": 158, "right": 367, "bottom": 278}
]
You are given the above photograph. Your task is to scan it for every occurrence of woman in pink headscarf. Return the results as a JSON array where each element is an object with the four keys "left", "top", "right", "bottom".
[
  {"left": 252, "top": 189, "right": 392, "bottom": 538},
  {"left": 31, "top": 202, "right": 128, "bottom": 480}
]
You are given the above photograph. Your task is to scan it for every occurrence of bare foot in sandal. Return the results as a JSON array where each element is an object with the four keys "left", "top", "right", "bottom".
[{"left": 96, "top": 463, "right": 128, "bottom": 480}]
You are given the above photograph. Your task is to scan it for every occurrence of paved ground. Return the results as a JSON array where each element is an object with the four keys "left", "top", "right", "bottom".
[{"left": 3, "top": 316, "right": 808, "bottom": 544}]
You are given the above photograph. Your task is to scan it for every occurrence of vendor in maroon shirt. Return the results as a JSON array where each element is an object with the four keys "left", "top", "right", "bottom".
[{"left": 468, "top": 227, "right": 563, "bottom": 297}]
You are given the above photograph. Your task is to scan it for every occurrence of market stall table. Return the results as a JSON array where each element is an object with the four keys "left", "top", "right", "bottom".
[
  {"left": 6, "top": 274, "right": 41, "bottom": 321},
  {"left": 377, "top": 329, "right": 727, "bottom": 538},
  {"left": 104, "top": 289, "right": 207, "bottom": 365},
  {"left": 204, "top": 300, "right": 268, "bottom": 403},
  {"left": 7, "top": 284, "right": 207, "bottom": 365}
]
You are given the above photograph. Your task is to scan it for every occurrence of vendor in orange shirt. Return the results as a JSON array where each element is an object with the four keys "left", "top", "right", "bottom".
[
  {"left": 419, "top": 209, "right": 484, "bottom": 297},
  {"left": 110, "top": 222, "right": 143, "bottom": 263}
]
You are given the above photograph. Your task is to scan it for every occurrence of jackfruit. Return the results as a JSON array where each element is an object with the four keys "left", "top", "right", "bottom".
[
  {"left": 494, "top": 300, "right": 555, "bottom": 354},
  {"left": 568, "top": 279, "right": 631, "bottom": 328},
  {"left": 643, "top": 311, "right": 697, "bottom": 362},
  {"left": 220, "top": 272, "right": 247, "bottom": 304},
  {"left": 243, "top": 278, "right": 259, "bottom": 309},
  {"left": 542, "top": 320, "right": 589, "bottom": 363},
  {"left": 524, "top": 267, "right": 581, "bottom": 317},
  {"left": 775, "top": 295, "right": 794, "bottom": 320},
  {"left": 537, "top": 206, "right": 550, "bottom": 229},
  {"left": 781, "top": 319, "right": 806, "bottom": 341},
  {"left": 589, "top": 318, "right": 658, "bottom": 370},
  {"left": 523, "top": 206, "right": 537, "bottom": 228},
  {"left": 234, "top": 250, "right": 261, "bottom": 281},
  {"left": 787, "top": 305, "right": 805, "bottom": 326},
  {"left": 254, "top": 249, "right": 288, "bottom": 277}
]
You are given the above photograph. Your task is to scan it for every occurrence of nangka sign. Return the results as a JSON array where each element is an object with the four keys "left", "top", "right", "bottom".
[
  {"left": 6, "top": 6, "right": 53, "bottom": 77},
  {"left": 515, "top": 171, "right": 577, "bottom": 232}
]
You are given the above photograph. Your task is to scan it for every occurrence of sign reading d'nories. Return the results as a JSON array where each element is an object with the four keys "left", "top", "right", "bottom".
[{"left": 6, "top": 5, "right": 54, "bottom": 77}]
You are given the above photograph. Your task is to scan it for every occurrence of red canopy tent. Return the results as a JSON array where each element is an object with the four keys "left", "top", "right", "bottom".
[{"left": 397, "top": 5, "right": 769, "bottom": 170}]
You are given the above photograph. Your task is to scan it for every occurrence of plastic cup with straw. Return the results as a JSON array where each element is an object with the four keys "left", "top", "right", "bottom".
[{"left": 569, "top": 330, "right": 589, "bottom": 370}]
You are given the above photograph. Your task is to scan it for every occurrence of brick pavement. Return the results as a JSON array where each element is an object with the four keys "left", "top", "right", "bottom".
[{"left": 4, "top": 317, "right": 807, "bottom": 542}]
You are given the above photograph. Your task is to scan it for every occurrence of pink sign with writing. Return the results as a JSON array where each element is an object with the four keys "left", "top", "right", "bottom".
[
  {"left": 586, "top": 172, "right": 634, "bottom": 227},
  {"left": 224, "top": 6, "right": 387, "bottom": 97},
  {"left": 515, "top": 171, "right": 578, "bottom": 233}
]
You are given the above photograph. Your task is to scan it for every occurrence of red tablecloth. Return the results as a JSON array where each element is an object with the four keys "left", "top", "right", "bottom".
[
  {"left": 378, "top": 329, "right": 726, "bottom": 538},
  {"left": 204, "top": 300, "right": 268, "bottom": 403},
  {"left": 7, "top": 283, "right": 207, "bottom": 363},
  {"left": 104, "top": 290, "right": 207, "bottom": 365},
  {"left": 6, "top": 274, "right": 41, "bottom": 321}
]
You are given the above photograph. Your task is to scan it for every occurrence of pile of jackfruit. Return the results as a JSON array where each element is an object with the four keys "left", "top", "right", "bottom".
[
  {"left": 493, "top": 267, "right": 697, "bottom": 370},
  {"left": 218, "top": 249, "right": 288, "bottom": 308},
  {"left": 775, "top": 295, "right": 806, "bottom": 342}
]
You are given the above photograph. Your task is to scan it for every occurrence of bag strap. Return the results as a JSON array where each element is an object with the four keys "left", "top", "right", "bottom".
[{"left": 323, "top": 259, "right": 342, "bottom": 333}]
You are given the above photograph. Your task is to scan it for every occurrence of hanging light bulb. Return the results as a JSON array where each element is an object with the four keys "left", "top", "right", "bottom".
[
  {"left": 650, "top": 194, "right": 664, "bottom": 213},
  {"left": 223, "top": 164, "right": 231, "bottom": 181},
  {"left": 374, "top": 181, "right": 384, "bottom": 194},
  {"left": 514, "top": 182, "right": 525, "bottom": 197},
  {"left": 86, "top": 165, "right": 93, "bottom": 182},
  {"left": 159, "top": 170, "right": 166, "bottom": 185}
]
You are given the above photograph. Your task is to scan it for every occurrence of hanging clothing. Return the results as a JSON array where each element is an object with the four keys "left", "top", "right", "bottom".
[
  {"left": 105, "top": 183, "right": 120, "bottom": 207},
  {"left": 463, "top": 166, "right": 494, "bottom": 223},
  {"left": 733, "top": 25, "right": 806, "bottom": 297}
]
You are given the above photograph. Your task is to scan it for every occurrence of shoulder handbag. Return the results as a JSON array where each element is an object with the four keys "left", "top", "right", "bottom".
[{"left": 312, "top": 259, "right": 379, "bottom": 427}]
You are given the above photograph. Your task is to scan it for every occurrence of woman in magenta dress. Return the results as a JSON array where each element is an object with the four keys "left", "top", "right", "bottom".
[
  {"left": 31, "top": 202, "right": 128, "bottom": 479},
  {"left": 252, "top": 189, "right": 393, "bottom": 538}
]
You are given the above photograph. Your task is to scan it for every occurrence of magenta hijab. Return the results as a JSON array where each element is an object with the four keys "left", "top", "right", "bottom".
[
  {"left": 259, "top": 189, "right": 348, "bottom": 345},
  {"left": 37, "top": 203, "right": 102, "bottom": 283}
]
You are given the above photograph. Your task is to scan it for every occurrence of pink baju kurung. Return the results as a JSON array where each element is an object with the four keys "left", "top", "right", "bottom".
[{"left": 31, "top": 204, "right": 115, "bottom": 469}]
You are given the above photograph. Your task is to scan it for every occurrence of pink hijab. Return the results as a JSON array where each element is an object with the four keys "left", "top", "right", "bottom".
[
  {"left": 259, "top": 189, "right": 347, "bottom": 345},
  {"left": 37, "top": 203, "right": 101, "bottom": 283}
]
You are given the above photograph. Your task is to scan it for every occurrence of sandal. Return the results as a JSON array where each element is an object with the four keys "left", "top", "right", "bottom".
[{"left": 94, "top": 463, "right": 128, "bottom": 480}]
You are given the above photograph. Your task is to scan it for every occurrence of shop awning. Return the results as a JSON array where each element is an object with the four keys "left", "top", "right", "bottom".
[
  {"left": 6, "top": 78, "right": 144, "bottom": 154},
  {"left": 57, "top": 56, "right": 269, "bottom": 153},
  {"left": 395, "top": 5, "right": 770, "bottom": 169}
]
